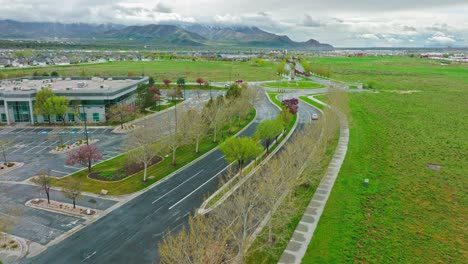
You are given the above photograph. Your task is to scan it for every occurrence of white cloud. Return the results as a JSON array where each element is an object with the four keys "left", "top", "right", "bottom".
[
  {"left": 0, "top": 0, "right": 467, "bottom": 46},
  {"left": 427, "top": 32, "right": 456, "bottom": 44}
]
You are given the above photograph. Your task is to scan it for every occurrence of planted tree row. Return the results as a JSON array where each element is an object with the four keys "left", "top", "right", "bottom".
[{"left": 158, "top": 87, "right": 349, "bottom": 263}]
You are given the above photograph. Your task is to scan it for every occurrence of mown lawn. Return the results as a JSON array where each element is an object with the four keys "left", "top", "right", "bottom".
[
  {"left": 0, "top": 60, "right": 277, "bottom": 82},
  {"left": 303, "top": 57, "right": 468, "bottom": 263},
  {"left": 263, "top": 81, "right": 325, "bottom": 89},
  {"left": 50, "top": 110, "right": 256, "bottom": 195},
  {"left": 299, "top": 96, "right": 324, "bottom": 110}
]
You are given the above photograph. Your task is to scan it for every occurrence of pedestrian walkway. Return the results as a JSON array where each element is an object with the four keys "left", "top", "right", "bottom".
[{"left": 278, "top": 102, "right": 349, "bottom": 264}]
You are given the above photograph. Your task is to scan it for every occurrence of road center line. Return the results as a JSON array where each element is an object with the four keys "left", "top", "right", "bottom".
[
  {"left": 216, "top": 155, "right": 225, "bottom": 161},
  {"left": 168, "top": 165, "right": 230, "bottom": 210},
  {"left": 152, "top": 170, "right": 204, "bottom": 204}
]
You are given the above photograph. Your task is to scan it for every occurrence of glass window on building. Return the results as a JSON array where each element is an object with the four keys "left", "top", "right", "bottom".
[
  {"left": 43, "top": 115, "right": 49, "bottom": 122},
  {"left": 10, "top": 101, "right": 31, "bottom": 122},
  {"left": 56, "top": 115, "right": 63, "bottom": 122},
  {"left": 1, "top": 113, "right": 6, "bottom": 123},
  {"left": 68, "top": 113, "right": 75, "bottom": 122},
  {"left": 33, "top": 115, "right": 38, "bottom": 123},
  {"left": 93, "top": 113, "right": 100, "bottom": 122},
  {"left": 80, "top": 113, "right": 87, "bottom": 121}
]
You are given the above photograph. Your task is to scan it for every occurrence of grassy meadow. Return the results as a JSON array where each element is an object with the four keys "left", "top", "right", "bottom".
[
  {"left": 303, "top": 57, "right": 467, "bottom": 263},
  {"left": 263, "top": 80, "right": 325, "bottom": 89},
  {"left": 0, "top": 60, "right": 277, "bottom": 82}
]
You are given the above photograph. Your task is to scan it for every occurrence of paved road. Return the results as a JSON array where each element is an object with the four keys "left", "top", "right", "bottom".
[{"left": 23, "top": 92, "right": 280, "bottom": 264}]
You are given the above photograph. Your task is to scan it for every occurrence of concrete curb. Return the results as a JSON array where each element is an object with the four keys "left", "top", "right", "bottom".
[{"left": 278, "top": 100, "right": 349, "bottom": 264}]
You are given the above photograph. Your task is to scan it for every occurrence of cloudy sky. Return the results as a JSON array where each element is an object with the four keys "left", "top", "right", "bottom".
[{"left": 0, "top": 0, "right": 467, "bottom": 47}]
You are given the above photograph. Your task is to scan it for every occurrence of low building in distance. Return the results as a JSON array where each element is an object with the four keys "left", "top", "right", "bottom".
[{"left": 0, "top": 76, "right": 148, "bottom": 125}]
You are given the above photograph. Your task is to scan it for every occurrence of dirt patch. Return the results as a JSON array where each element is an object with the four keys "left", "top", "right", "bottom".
[
  {"left": 426, "top": 163, "right": 442, "bottom": 171},
  {"left": 88, "top": 156, "right": 162, "bottom": 181}
]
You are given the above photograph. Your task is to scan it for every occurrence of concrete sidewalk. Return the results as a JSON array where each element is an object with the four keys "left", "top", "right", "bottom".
[{"left": 278, "top": 103, "right": 349, "bottom": 264}]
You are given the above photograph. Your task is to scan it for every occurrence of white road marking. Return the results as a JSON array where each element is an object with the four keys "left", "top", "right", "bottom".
[
  {"left": 35, "top": 147, "right": 49, "bottom": 154},
  {"left": 216, "top": 155, "right": 225, "bottom": 161},
  {"left": 51, "top": 170, "right": 69, "bottom": 175},
  {"left": 81, "top": 251, "right": 97, "bottom": 263},
  {"left": 152, "top": 170, "right": 204, "bottom": 204},
  {"left": 64, "top": 165, "right": 82, "bottom": 170},
  {"left": 105, "top": 150, "right": 121, "bottom": 155},
  {"left": 168, "top": 165, "right": 230, "bottom": 210}
]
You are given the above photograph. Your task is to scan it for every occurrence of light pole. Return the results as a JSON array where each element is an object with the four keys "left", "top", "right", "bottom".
[{"left": 80, "top": 105, "right": 89, "bottom": 146}]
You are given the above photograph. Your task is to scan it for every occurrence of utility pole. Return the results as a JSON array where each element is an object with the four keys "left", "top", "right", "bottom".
[{"left": 81, "top": 105, "right": 89, "bottom": 146}]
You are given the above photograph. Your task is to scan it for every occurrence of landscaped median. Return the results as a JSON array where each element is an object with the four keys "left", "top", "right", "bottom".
[
  {"left": 198, "top": 91, "right": 298, "bottom": 213},
  {"left": 46, "top": 109, "right": 256, "bottom": 196}
]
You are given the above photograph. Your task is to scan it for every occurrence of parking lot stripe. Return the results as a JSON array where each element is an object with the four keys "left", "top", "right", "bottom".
[{"left": 35, "top": 147, "right": 49, "bottom": 154}]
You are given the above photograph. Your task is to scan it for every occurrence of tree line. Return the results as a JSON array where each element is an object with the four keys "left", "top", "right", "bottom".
[{"left": 158, "top": 87, "right": 349, "bottom": 263}]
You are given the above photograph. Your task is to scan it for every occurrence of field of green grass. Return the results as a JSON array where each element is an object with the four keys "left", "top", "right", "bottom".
[
  {"left": 263, "top": 80, "right": 325, "bottom": 89},
  {"left": 303, "top": 57, "right": 468, "bottom": 263},
  {"left": 0, "top": 60, "right": 277, "bottom": 82}
]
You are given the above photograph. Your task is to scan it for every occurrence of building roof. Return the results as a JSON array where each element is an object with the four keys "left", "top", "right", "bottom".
[{"left": 0, "top": 76, "right": 148, "bottom": 101}]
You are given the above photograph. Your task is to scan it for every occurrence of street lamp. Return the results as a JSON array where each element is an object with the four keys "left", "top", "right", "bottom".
[{"left": 79, "top": 104, "right": 89, "bottom": 146}]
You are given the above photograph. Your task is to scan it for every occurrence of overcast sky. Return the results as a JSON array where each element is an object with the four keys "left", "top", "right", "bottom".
[{"left": 0, "top": 0, "right": 467, "bottom": 47}]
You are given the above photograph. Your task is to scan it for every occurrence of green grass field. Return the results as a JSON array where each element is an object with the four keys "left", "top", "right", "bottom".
[
  {"left": 303, "top": 57, "right": 468, "bottom": 263},
  {"left": 0, "top": 60, "right": 277, "bottom": 82},
  {"left": 263, "top": 81, "right": 325, "bottom": 89}
]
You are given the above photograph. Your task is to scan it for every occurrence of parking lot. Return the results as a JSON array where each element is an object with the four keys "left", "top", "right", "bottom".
[{"left": 0, "top": 127, "right": 125, "bottom": 181}]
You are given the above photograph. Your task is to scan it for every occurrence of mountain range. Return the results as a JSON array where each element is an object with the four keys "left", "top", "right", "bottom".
[{"left": 0, "top": 20, "right": 334, "bottom": 50}]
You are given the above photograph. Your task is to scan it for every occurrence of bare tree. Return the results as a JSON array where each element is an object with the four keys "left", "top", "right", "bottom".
[
  {"left": 33, "top": 170, "right": 52, "bottom": 204},
  {"left": 180, "top": 109, "right": 208, "bottom": 153},
  {"left": 61, "top": 178, "right": 82, "bottom": 209},
  {"left": 203, "top": 96, "right": 227, "bottom": 142},
  {"left": 126, "top": 123, "right": 162, "bottom": 182},
  {"left": 159, "top": 215, "right": 234, "bottom": 264},
  {"left": 0, "top": 139, "right": 12, "bottom": 165}
]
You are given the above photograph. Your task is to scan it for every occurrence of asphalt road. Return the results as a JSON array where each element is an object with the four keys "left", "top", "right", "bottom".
[
  {"left": 23, "top": 92, "right": 281, "bottom": 264},
  {"left": 22, "top": 90, "right": 321, "bottom": 264}
]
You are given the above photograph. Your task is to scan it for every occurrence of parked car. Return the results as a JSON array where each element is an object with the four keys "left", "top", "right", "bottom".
[{"left": 311, "top": 113, "right": 319, "bottom": 120}]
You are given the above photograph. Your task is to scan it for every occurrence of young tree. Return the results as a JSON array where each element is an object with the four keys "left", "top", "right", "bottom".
[
  {"left": 162, "top": 78, "right": 172, "bottom": 88},
  {"left": 226, "top": 83, "right": 242, "bottom": 98},
  {"left": 282, "top": 98, "right": 299, "bottom": 114},
  {"left": 0, "top": 140, "right": 11, "bottom": 165},
  {"left": 255, "top": 119, "right": 284, "bottom": 152},
  {"left": 125, "top": 124, "right": 161, "bottom": 182},
  {"left": 65, "top": 144, "right": 103, "bottom": 173},
  {"left": 148, "top": 76, "right": 155, "bottom": 86},
  {"left": 34, "top": 88, "right": 55, "bottom": 124},
  {"left": 107, "top": 103, "right": 138, "bottom": 129},
  {"left": 33, "top": 170, "right": 52, "bottom": 204},
  {"left": 203, "top": 96, "right": 227, "bottom": 142},
  {"left": 44, "top": 96, "right": 70, "bottom": 124},
  {"left": 220, "top": 137, "right": 263, "bottom": 175},
  {"left": 61, "top": 178, "right": 82, "bottom": 209},
  {"left": 176, "top": 77, "right": 185, "bottom": 87},
  {"left": 181, "top": 109, "right": 209, "bottom": 153},
  {"left": 196, "top": 77, "right": 204, "bottom": 86}
]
